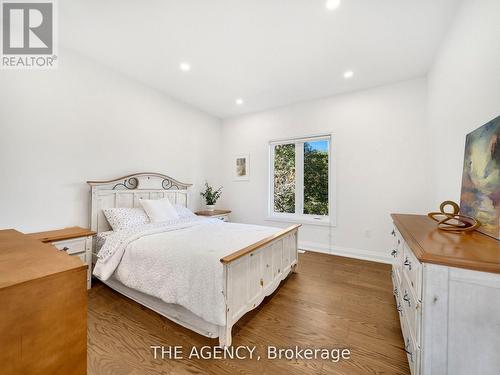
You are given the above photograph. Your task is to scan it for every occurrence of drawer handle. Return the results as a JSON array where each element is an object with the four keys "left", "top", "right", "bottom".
[
  {"left": 403, "top": 291, "right": 411, "bottom": 307},
  {"left": 396, "top": 303, "right": 403, "bottom": 314},
  {"left": 397, "top": 239, "right": 400, "bottom": 245},
  {"left": 391, "top": 249, "right": 397, "bottom": 257},
  {"left": 393, "top": 287, "right": 399, "bottom": 297},
  {"left": 404, "top": 257, "right": 412, "bottom": 270},
  {"left": 61, "top": 246, "right": 69, "bottom": 252},
  {"left": 391, "top": 229, "right": 395, "bottom": 236}
]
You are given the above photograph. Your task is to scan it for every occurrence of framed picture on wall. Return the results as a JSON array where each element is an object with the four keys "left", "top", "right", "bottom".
[{"left": 234, "top": 154, "right": 250, "bottom": 181}]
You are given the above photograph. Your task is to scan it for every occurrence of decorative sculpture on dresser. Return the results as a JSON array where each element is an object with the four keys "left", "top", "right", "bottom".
[{"left": 427, "top": 200, "right": 481, "bottom": 232}]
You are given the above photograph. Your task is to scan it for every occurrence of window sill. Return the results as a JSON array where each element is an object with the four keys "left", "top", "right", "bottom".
[{"left": 265, "top": 215, "right": 335, "bottom": 227}]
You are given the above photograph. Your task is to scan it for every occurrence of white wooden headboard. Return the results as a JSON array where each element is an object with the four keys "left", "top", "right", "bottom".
[{"left": 87, "top": 172, "right": 192, "bottom": 233}]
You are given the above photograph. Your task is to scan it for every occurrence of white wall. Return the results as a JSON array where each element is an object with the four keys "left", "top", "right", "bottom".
[
  {"left": 0, "top": 48, "right": 222, "bottom": 232},
  {"left": 221, "top": 78, "right": 430, "bottom": 262},
  {"left": 428, "top": 0, "right": 500, "bottom": 206}
]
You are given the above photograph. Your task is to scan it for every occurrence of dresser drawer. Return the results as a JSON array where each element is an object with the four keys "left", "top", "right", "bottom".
[
  {"left": 402, "top": 243, "right": 422, "bottom": 297},
  {"left": 400, "top": 314, "right": 420, "bottom": 375},
  {"left": 53, "top": 238, "right": 87, "bottom": 255},
  {"left": 390, "top": 227, "right": 405, "bottom": 271},
  {"left": 401, "top": 271, "right": 421, "bottom": 344},
  {"left": 395, "top": 229, "right": 405, "bottom": 265},
  {"left": 392, "top": 266, "right": 401, "bottom": 297},
  {"left": 394, "top": 280, "right": 404, "bottom": 320}
]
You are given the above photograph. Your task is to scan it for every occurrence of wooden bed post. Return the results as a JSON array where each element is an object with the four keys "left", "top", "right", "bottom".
[
  {"left": 218, "top": 325, "right": 232, "bottom": 347},
  {"left": 293, "top": 231, "right": 299, "bottom": 273},
  {"left": 219, "top": 263, "right": 232, "bottom": 347}
]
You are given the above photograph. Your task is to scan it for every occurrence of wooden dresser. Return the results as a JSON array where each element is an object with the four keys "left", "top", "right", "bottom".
[
  {"left": 390, "top": 214, "right": 500, "bottom": 375},
  {"left": 0, "top": 229, "right": 87, "bottom": 375}
]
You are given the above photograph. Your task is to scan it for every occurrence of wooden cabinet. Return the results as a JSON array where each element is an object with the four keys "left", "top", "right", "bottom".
[
  {"left": 0, "top": 229, "right": 87, "bottom": 375},
  {"left": 390, "top": 214, "right": 500, "bottom": 375}
]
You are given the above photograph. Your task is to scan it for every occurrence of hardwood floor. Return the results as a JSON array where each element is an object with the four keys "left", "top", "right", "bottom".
[{"left": 88, "top": 252, "right": 410, "bottom": 375}]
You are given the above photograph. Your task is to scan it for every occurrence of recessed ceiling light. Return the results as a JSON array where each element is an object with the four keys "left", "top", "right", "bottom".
[
  {"left": 343, "top": 70, "right": 354, "bottom": 79},
  {"left": 325, "top": 0, "right": 341, "bottom": 11},
  {"left": 235, "top": 98, "right": 244, "bottom": 105},
  {"left": 179, "top": 62, "right": 191, "bottom": 72}
]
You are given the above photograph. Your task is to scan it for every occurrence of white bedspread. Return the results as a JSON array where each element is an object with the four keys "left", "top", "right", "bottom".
[{"left": 93, "top": 218, "right": 280, "bottom": 326}]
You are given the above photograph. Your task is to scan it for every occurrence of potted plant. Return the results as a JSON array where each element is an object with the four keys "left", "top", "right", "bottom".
[{"left": 200, "top": 182, "right": 222, "bottom": 211}]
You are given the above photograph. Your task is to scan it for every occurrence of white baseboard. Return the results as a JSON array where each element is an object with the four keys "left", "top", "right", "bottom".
[{"left": 298, "top": 241, "right": 392, "bottom": 264}]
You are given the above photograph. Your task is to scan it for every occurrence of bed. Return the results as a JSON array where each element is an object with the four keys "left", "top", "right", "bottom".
[{"left": 88, "top": 172, "right": 300, "bottom": 346}]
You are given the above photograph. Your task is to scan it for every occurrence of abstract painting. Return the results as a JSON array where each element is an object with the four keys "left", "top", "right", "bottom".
[{"left": 460, "top": 115, "right": 500, "bottom": 239}]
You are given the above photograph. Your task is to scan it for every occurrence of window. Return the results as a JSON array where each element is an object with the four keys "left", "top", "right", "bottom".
[{"left": 269, "top": 134, "right": 333, "bottom": 225}]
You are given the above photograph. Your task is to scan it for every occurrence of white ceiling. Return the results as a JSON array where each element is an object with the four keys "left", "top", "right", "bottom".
[{"left": 60, "top": 0, "right": 459, "bottom": 118}]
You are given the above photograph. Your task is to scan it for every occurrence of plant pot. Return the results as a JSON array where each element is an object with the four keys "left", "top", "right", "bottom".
[{"left": 206, "top": 205, "right": 215, "bottom": 211}]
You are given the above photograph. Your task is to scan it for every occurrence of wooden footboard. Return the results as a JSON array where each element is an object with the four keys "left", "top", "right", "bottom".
[{"left": 218, "top": 224, "right": 300, "bottom": 346}]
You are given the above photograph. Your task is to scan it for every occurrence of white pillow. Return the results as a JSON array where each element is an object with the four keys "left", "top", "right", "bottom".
[
  {"left": 140, "top": 198, "right": 180, "bottom": 223},
  {"left": 103, "top": 208, "right": 150, "bottom": 231},
  {"left": 174, "top": 204, "right": 196, "bottom": 218}
]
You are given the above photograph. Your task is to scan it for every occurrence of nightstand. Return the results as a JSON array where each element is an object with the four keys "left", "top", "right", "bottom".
[
  {"left": 28, "top": 226, "right": 96, "bottom": 289},
  {"left": 195, "top": 209, "right": 231, "bottom": 222}
]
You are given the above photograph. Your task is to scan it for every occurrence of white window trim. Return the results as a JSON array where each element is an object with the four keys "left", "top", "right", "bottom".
[{"left": 266, "top": 133, "right": 336, "bottom": 227}]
